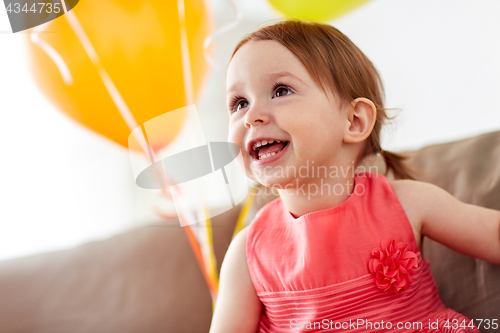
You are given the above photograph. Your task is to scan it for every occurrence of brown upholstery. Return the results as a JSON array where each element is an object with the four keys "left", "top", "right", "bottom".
[
  {"left": 0, "top": 130, "right": 499, "bottom": 333},
  {"left": 0, "top": 207, "right": 241, "bottom": 333},
  {"left": 408, "top": 130, "right": 500, "bottom": 328}
]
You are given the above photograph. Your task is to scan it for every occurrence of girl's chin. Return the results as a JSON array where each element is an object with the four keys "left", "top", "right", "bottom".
[{"left": 252, "top": 177, "right": 291, "bottom": 189}]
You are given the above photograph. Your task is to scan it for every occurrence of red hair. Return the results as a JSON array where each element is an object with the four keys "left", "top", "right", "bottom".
[{"left": 231, "top": 20, "right": 416, "bottom": 180}]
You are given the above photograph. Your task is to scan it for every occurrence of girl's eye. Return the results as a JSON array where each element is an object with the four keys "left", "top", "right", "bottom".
[
  {"left": 229, "top": 96, "right": 248, "bottom": 113},
  {"left": 235, "top": 100, "right": 249, "bottom": 112},
  {"left": 273, "top": 83, "right": 293, "bottom": 98}
]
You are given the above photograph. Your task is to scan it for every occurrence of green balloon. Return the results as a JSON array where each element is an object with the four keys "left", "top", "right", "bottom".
[{"left": 268, "top": 0, "right": 372, "bottom": 23}]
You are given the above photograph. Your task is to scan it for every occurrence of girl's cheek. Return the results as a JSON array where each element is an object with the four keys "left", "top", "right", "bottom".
[
  {"left": 227, "top": 128, "right": 236, "bottom": 144},
  {"left": 227, "top": 123, "right": 242, "bottom": 143}
]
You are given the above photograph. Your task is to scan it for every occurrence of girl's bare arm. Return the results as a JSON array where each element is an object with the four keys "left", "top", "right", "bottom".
[
  {"left": 209, "top": 226, "right": 263, "bottom": 333},
  {"left": 393, "top": 180, "right": 500, "bottom": 264}
]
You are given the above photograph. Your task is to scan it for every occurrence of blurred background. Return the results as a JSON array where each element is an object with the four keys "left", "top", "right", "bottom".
[{"left": 1, "top": 0, "right": 499, "bottom": 261}]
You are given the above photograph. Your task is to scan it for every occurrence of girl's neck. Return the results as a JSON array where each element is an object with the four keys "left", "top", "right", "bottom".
[{"left": 277, "top": 173, "right": 355, "bottom": 219}]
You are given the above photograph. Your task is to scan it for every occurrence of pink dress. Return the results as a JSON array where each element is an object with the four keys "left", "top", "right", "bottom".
[{"left": 246, "top": 171, "right": 478, "bottom": 332}]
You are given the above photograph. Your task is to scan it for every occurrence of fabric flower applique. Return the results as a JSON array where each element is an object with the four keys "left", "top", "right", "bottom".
[{"left": 368, "top": 238, "right": 421, "bottom": 293}]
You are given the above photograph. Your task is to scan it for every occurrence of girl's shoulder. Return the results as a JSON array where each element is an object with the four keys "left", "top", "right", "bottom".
[
  {"left": 388, "top": 178, "right": 441, "bottom": 227},
  {"left": 387, "top": 179, "right": 427, "bottom": 250},
  {"left": 385, "top": 178, "right": 466, "bottom": 251}
]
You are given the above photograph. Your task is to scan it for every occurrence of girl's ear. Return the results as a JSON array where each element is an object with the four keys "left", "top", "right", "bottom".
[{"left": 343, "top": 97, "right": 377, "bottom": 143}]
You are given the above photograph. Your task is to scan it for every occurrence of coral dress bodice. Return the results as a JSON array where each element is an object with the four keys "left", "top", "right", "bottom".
[{"left": 246, "top": 172, "right": 478, "bottom": 332}]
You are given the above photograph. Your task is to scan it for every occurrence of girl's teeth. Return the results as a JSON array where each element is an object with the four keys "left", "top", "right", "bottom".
[
  {"left": 252, "top": 140, "right": 284, "bottom": 150},
  {"left": 259, "top": 152, "right": 276, "bottom": 160}
]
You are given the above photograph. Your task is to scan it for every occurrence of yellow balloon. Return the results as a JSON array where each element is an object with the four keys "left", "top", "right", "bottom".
[
  {"left": 267, "top": 0, "right": 372, "bottom": 23},
  {"left": 26, "top": 0, "right": 213, "bottom": 153}
]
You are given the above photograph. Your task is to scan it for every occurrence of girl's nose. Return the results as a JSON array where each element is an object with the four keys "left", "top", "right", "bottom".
[{"left": 244, "top": 103, "right": 270, "bottom": 129}]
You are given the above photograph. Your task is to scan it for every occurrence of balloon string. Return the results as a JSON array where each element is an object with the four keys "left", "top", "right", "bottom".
[
  {"left": 177, "top": 0, "right": 195, "bottom": 106},
  {"left": 58, "top": 1, "right": 152, "bottom": 159},
  {"left": 59, "top": 0, "right": 181, "bottom": 213},
  {"left": 178, "top": 0, "right": 219, "bottom": 309},
  {"left": 30, "top": 21, "right": 73, "bottom": 85},
  {"left": 60, "top": 0, "right": 178, "bottom": 206},
  {"left": 29, "top": 3, "right": 174, "bottom": 201},
  {"left": 56, "top": 3, "right": 180, "bottom": 222},
  {"left": 232, "top": 183, "right": 257, "bottom": 240},
  {"left": 182, "top": 214, "right": 218, "bottom": 300},
  {"left": 202, "top": 0, "right": 243, "bottom": 69}
]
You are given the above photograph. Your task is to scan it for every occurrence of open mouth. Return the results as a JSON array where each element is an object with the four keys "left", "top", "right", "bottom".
[{"left": 250, "top": 140, "right": 290, "bottom": 161}]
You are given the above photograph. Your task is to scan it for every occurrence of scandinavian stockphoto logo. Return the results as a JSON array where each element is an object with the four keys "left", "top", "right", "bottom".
[
  {"left": 128, "top": 105, "right": 248, "bottom": 227},
  {"left": 3, "top": 0, "right": 79, "bottom": 33}
]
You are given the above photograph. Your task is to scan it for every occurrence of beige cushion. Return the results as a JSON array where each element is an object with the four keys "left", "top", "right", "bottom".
[{"left": 0, "top": 207, "right": 241, "bottom": 333}]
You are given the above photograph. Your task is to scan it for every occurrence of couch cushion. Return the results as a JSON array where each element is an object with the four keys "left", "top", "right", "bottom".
[{"left": 0, "top": 205, "right": 241, "bottom": 333}]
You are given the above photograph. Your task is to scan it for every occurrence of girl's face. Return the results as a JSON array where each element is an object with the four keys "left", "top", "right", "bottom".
[{"left": 226, "top": 40, "right": 351, "bottom": 188}]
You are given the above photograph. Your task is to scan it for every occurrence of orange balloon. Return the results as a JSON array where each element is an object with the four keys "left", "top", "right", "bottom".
[{"left": 26, "top": 0, "right": 213, "bottom": 153}]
